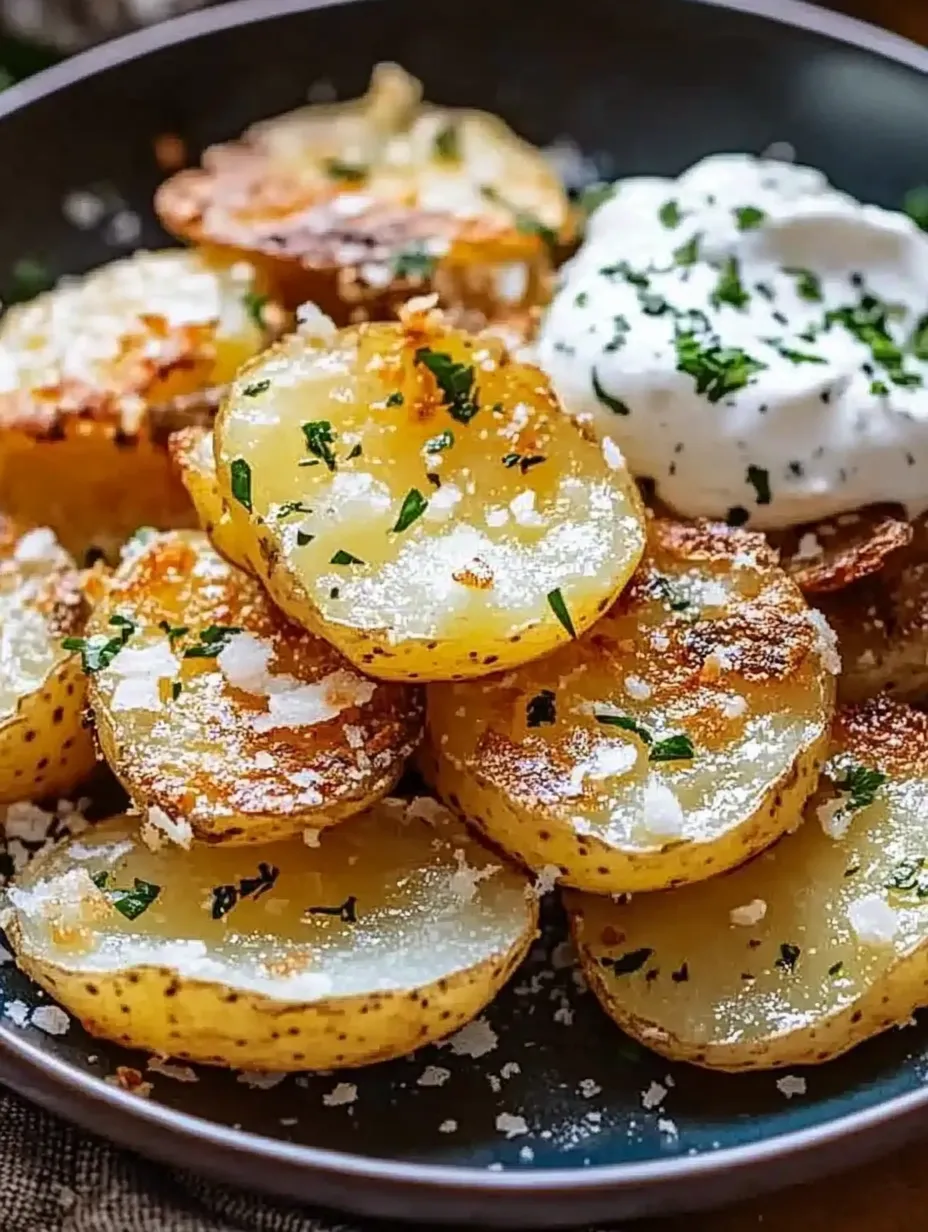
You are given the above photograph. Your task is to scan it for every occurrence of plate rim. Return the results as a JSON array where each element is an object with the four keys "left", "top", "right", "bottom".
[{"left": 3, "top": 0, "right": 928, "bottom": 1220}]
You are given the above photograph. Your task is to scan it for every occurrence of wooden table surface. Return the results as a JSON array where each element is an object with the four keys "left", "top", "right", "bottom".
[{"left": 655, "top": 4, "right": 927, "bottom": 1230}]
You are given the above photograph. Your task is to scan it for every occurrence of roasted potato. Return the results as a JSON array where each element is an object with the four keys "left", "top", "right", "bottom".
[
  {"left": 426, "top": 520, "right": 837, "bottom": 892},
  {"left": 772, "top": 504, "right": 912, "bottom": 595},
  {"left": 156, "top": 63, "right": 575, "bottom": 321},
  {"left": 85, "top": 530, "right": 422, "bottom": 844},
  {"left": 2, "top": 799, "right": 537, "bottom": 1069},
  {"left": 567, "top": 696, "right": 928, "bottom": 1071},
  {"left": 214, "top": 302, "right": 646, "bottom": 682},
  {"left": 168, "top": 426, "right": 252, "bottom": 574},
  {"left": 0, "top": 520, "right": 97, "bottom": 803},
  {"left": 0, "top": 249, "right": 285, "bottom": 560}
]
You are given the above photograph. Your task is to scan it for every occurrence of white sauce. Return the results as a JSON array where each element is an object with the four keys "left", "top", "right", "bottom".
[{"left": 538, "top": 153, "right": 928, "bottom": 528}]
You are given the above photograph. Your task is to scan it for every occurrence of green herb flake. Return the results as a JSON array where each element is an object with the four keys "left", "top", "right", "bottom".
[
  {"left": 673, "top": 234, "right": 701, "bottom": 267},
  {"left": 837, "top": 764, "right": 887, "bottom": 813},
  {"left": 659, "top": 199, "right": 683, "bottom": 229},
  {"left": 649, "top": 733, "right": 695, "bottom": 763},
  {"left": 171, "top": 681, "right": 182, "bottom": 701},
  {"left": 603, "top": 947, "right": 653, "bottom": 975},
  {"left": 579, "top": 182, "right": 616, "bottom": 217},
  {"left": 592, "top": 367, "right": 630, "bottom": 415},
  {"left": 330, "top": 549, "right": 364, "bottom": 566},
  {"left": 710, "top": 256, "right": 750, "bottom": 311},
  {"left": 425, "top": 429, "right": 454, "bottom": 453},
  {"left": 481, "top": 185, "right": 559, "bottom": 249},
  {"left": 871, "top": 379, "right": 890, "bottom": 397},
  {"left": 765, "top": 341, "right": 827, "bottom": 365},
  {"left": 911, "top": 314, "right": 928, "bottom": 361},
  {"left": 301, "top": 420, "right": 337, "bottom": 472},
  {"left": 393, "top": 246, "right": 437, "bottom": 280},
  {"left": 746, "top": 464, "right": 771, "bottom": 506},
  {"left": 111, "top": 878, "right": 161, "bottom": 921},
  {"left": 501, "top": 452, "right": 546, "bottom": 474},
  {"left": 595, "top": 713, "right": 653, "bottom": 743},
  {"left": 242, "top": 290, "right": 268, "bottom": 330},
  {"left": 230, "top": 457, "right": 252, "bottom": 512},
  {"left": 158, "top": 621, "right": 189, "bottom": 644},
  {"left": 275, "top": 500, "right": 312, "bottom": 520},
  {"left": 784, "top": 267, "right": 823, "bottom": 303},
  {"left": 324, "top": 158, "right": 368, "bottom": 182},
  {"left": 828, "top": 961, "right": 844, "bottom": 977},
  {"left": 546, "top": 587, "right": 576, "bottom": 639},
  {"left": 433, "top": 123, "right": 460, "bottom": 161},
  {"left": 242, "top": 379, "right": 271, "bottom": 397},
  {"left": 296, "top": 530, "right": 314, "bottom": 547},
  {"left": 826, "top": 294, "right": 923, "bottom": 390},
  {"left": 674, "top": 331, "right": 767, "bottom": 403},
  {"left": 346, "top": 443, "right": 362, "bottom": 461},
  {"left": 415, "top": 347, "right": 479, "bottom": 423},
  {"left": 386, "top": 391, "right": 405, "bottom": 408},
  {"left": 393, "top": 488, "right": 428, "bottom": 534},
  {"left": 8, "top": 257, "right": 53, "bottom": 304},
  {"left": 776, "top": 942, "right": 801, "bottom": 972},
  {"left": 62, "top": 613, "right": 137, "bottom": 674},
  {"left": 903, "top": 185, "right": 928, "bottom": 231},
  {"left": 182, "top": 624, "right": 243, "bottom": 659},
  {"left": 526, "top": 689, "right": 557, "bottom": 728},
  {"left": 734, "top": 205, "right": 766, "bottom": 231}
]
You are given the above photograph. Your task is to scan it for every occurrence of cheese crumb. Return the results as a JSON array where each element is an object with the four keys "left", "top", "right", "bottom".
[
  {"left": 776, "top": 1074, "right": 807, "bottom": 1099},
  {"left": 323, "top": 1082, "right": 358, "bottom": 1107},
  {"left": 496, "top": 1112, "right": 529, "bottom": 1139},
  {"left": 32, "top": 1005, "right": 69, "bottom": 1036},
  {"left": 720, "top": 694, "right": 748, "bottom": 719},
  {"left": 439, "top": 1119, "right": 458, "bottom": 1134},
  {"left": 602, "top": 437, "right": 626, "bottom": 471},
  {"left": 794, "top": 532, "right": 823, "bottom": 561},
  {"left": 509, "top": 489, "right": 545, "bottom": 527},
  {"left": 529, "top": 864, "right": 562, "bottom": 899},
  {"left": 848, "top": 894, "right": 898, "bottom": 946},
  {"left": 4, "top": 1000, "right": 30, "bottom": 1027},
  {"left": 578, "top": 1078, "right": 601, "bottom": 1098},
  {"left": 237, "top": 1071, "right": 286, "bottom": 1090},
  {"left": 424, "top": 483, "right": 462, "bottom": 523},
  {"left": 640, "top": 780, "right": 685, "bottom": 838},
  {"left": 443, "top": 1017, "right": 498, "bottom": 1058},
  {"left": 808, "top": 610, "right": 841, "bottom": 675},
  {"left": 12, "top": 527, "right": 67, "bottom": 565},
  {"left": 417, "top": 1065, "right": 451, "bottom": 1088},
  {"left": 142, "top": 805, "right": 193, "bottom": 851},
  {"left": 658, "top": 1117, "right": 679, "bottom": 1138},
  {"left": 623, "top": 675, "right": 651, "bottom": 701},
  {"left": 217, "top": 632, "right": 273, "bottom": 694},
  {"left": 729, "top": 898, "right": 767, "bottom": 927},
  {"left": 641, "top": 1081, "right": 668, "bottom": 1110},
  {"left": 147, "top": 1057, "right": 198, "bottom": 1083}
]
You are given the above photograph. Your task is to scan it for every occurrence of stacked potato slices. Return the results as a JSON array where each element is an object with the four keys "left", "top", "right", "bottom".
[{"left": 3, "top": 69, "right": 927, "bottom": 1079}]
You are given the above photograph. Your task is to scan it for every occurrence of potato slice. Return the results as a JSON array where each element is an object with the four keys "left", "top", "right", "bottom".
[
  {"left": 2, "top": 801, "right": 537, "bottom": 1069},
  {"left": 772, "top": 504, "right": 912, "bottom": 595},
  {"left": 85, "top": 530, "right": 422, "bottom": 844},
  {"left": 0, "top": 521, "right": 96, "bottom": 803},
  {"left": 156, "top": 63, "right": 574, "bottom": 320},
  {"left": 168, "top": 426, "right": 253, "bottom": 574},
  {"left": 215, "top": 303, "right": 646, "bottom": 681},
  {"left": 567, "top": 696, "right": 928, "bottom": 1071},
  {"left": 426, "top": 520, "right": 837, "bottom": 892},
  {"left": 0, "top": 249, "right": 285, "bottom": 560}
]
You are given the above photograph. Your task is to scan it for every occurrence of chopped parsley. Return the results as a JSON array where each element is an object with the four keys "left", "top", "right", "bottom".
[
  {"left": 330, "top": 549, "right": 364, "bottom": 566},
  {"left": 183, "top": 624, "right": 243, "bottom": 659},
  {"left": 546, "top": 588, "right": 576, "bottom": 638},
  {"left": 602, "top": 947, "right": 653, "bottom": 975},
  {"left": 763, "top": 340, "right": 827, "bottom": 365},
  {"left": 158, "top": 621, "right": 189, "bottom": 643},
  {"left": 653, "top": 575, "right": 690, "bottom": 611},
  {"left": 502, "top": 452, "right": 546, "bottom": 473},
  {"left": 579, "top": 181, "right": 616, "bottom": 217},
  {"left": 242, "top": 379, "right": 271, "bottom": 397},
  {"left": 650, "top": 733, "right": 695, "bottom": 762},
  {"left": 109, "top": 877, "right": 161, "bottom": 921},
  {"left": 828, "top": 961, "right": 844, "bottom": 977},
  {"left": 658, "top": 199, "right": 683, "bottom": 229},
  {"left": 911, "top": 314, "right": 928, "bottom": 360},
  {"left": 526, "top": 690, "right": 557, "bottom": 728},
  {"left": 746, "top": 464, "right": 771, "bottom": 505},
  {"left": 674, "top": 331, "right": 767, "bottom": 403},
  {"left": 886, "top": 857, "right": 928, "bottom": 897},
  {"left": 275, "top": 500, "right": 312, "bottom": 520},
  {"left": 825, "top": 294, "right": 923, "bottom": 390},
  {"left": 592, "top": 367, "right": 630, "bottom": 415},
  {"left": 211, "top": 862, "right": 280, "bottom": 920},
  {"left": 433, "top": 123, "right": 460, "bottom": 161},
  {"left": 393, "top": 246, "right": 437, "bottom": 280},
  {"left": 784, "top": 267, "right": 823, "bottom": 303},
  {"left": 776, "top": 942, "right": 801, "bottom": 972},
  {"left": 324, "top": 158, "right": 368, "bottom": 182},
  {"left": 306, "top": 895, "right": 359, "bottom": 923},
  {"left": 171, "top": 681, "right": 182, "bottom": 701},
  {"left": 903, "top": 185, "right": 928, "bottom": 231},
  {"left": 481, "top": 185, "right": 559, "bottom": 249},
  {"left": 63, "top": 613, "right": 137, "bottom": 674},
  {"left": 8, "top": 257, "right": 52, "bottom": 304},
  {"left": 835, "top": 763, "right": 887, "bottom": 813},
  {"left": 595, "top": 713, "right": 653, "bottom": 742},
  {"left": 296, "top": 530, "right": 314, "bottom": 547},
  {"left": 346, "top": 443, "right": 362, "bottom": 460},
  {"left": 710, "top": 256, "right": 750, "bottom": 311},
  {"left": 301, "top": 420, "right": 337, "bottom": 471},
  {"left": 673, "top": 233, "right": 701, "bottom": 267},
  {"left": 871, "top": 380, "right": 890, "bottom": 397},
  {"left": 415, "top": 347, "right": 479, "bottom": 423},
  {"left": 393, "top": 488, "right": 428, "bottom": 534},
  {"left": 734, "top": 205, "right": 766, "bottom": 231},
  {"left": 425, "top": 429, "right": 454, "bottom": 453},
  {"left": 386, "top": 392, "right": 405, "bottom": 408},
  {"left": 230, "top": 458, "right": 252, "bottom": 512},
  {"left": 604, "top": 314, "right": 631, "bottom": 353},
  {"left": 242, "top": 290, "right": 268, "bottom": 330}
]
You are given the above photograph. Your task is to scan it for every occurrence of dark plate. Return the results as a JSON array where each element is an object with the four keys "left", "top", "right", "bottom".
[{"left": 3, "top": 0, "right": 928, "bottom": 1225}]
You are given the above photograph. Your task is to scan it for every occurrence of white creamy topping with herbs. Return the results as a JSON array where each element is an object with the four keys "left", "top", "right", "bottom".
[{"left": 538, "top": 153, "right": 928, "bottom": 528}]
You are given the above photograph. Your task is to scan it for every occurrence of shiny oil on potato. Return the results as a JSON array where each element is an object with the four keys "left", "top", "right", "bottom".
[
  {"left": 1, "top": 800, "right": 537, "bottom": 1070},
  {"left": 0, "top": 520, "right": 97, "bottom": 804},
  {"left": 0, "top": 249, "right": 285, "bottom": 560},
  {"left": 567, "top": 696, "right": 928, "bottom": 1071},
  {"left": 85, "top": 530, "right": 423, "bottom": 845},
  {"left": 156, "top": 63, "right": 575, "bottom": 321},
  {"left": 214, "top": 303, "right": 646, "bottom": 682},
  {"left": 426, "top": 520, "right": 837, "bottom": 892}
]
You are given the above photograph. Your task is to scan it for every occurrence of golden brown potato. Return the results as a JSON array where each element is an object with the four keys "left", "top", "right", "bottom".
[
  {"left": 426, "top": 519, "right": 837, "bottom": 892},
  {"left": 0, "top": 249, "right": 285, "bottom": 560},
  {"left": 85, "top": 530, "right": 423, "bottom": 844},
  {"left": 168, "top": 426, "right": 253, "bottom": 574},
  {"left": 156, "top": 63, "right": 575, "bottom": 321},
  {"left": 567, "top": 696, "right": 928, "bottom": 1071},
  {"left": 3, "top": 801, "right": 537, "bottom": 1070},
  {"left": 214, "top": 302, "right": 646, "bottom": 681},
  {"left": 0, "top": 520, "right": 96, "bottom": 803},
  {"left": 773, "top": 504, "right": 912, "bottom": 595}
]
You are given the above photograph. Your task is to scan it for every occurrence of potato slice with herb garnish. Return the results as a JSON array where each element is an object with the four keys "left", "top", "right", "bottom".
[
  {"left": 214, "top": 302, "right": 646, "bottom": 682},
  {"left": 83, "top": 530, "right": 422, "bottom": 845},
  {"left": 0, "top": 520, "right": 96, "bottom": 803},
  {"left": 567, "top": 696, "right": 928, "bottom": 1071},
  {"left": 425, "top": 519, "right": 837, "bottom": 892},
  {"left": 156, "top": 63, "right": 574, "bottom": 321},
  {"left": 0, "top": 249, "right": 285, "bottom": 561},
  {"left": 2, "top": 800, "right": 536, "bottom": 1070}
]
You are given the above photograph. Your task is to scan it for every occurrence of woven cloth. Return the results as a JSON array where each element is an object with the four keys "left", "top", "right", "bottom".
[{"left": 0, "top": 1084, "right": 386, "bottom": 1232}]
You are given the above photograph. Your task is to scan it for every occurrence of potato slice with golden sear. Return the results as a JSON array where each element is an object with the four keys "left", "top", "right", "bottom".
[
  {"left": 85, "top": 530, "right": 422, "bottom": 844},
  {"left": 2, "top": 800, "right": 537, "bottom": 1070},
  {"left": 426, "top": 520, "right": 837, "bottom": 893},
  {"left": 772, "top": 504, "right": 912, "bottom": 595},
  {"left": 0, "top": 521, "right": 96, "bottom": 803},
  {"left": 168, "top": 426, "right": 253, "bottom": 574},
  {"left": 156, "top": 63, "right": 574, "bottom": 321},
  {"left": 567, "top": 696, "right": 928, "bottom": 1071},
  {"left": 0, "top": 249, "right": 285, "bottom": 560},
  {"left": 215, "top": 304, "right": 646, "bottom": 682}
]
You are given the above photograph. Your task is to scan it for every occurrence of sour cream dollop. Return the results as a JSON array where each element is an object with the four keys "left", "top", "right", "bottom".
[{"left": 537, "top": 153, "right": 928, "bottom": 529}]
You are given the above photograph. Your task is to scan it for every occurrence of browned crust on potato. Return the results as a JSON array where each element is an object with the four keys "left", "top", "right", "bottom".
[
  {"left": 773, "top": 504, "right": 913, "bottom": 594},
  {"left": 833, "top": 694, "right": 928, "bottom": 778}
]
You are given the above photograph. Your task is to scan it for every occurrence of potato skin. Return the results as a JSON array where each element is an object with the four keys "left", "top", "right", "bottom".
[{"left": 168, "top": 426, "right": 253, "bottom": 574}]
